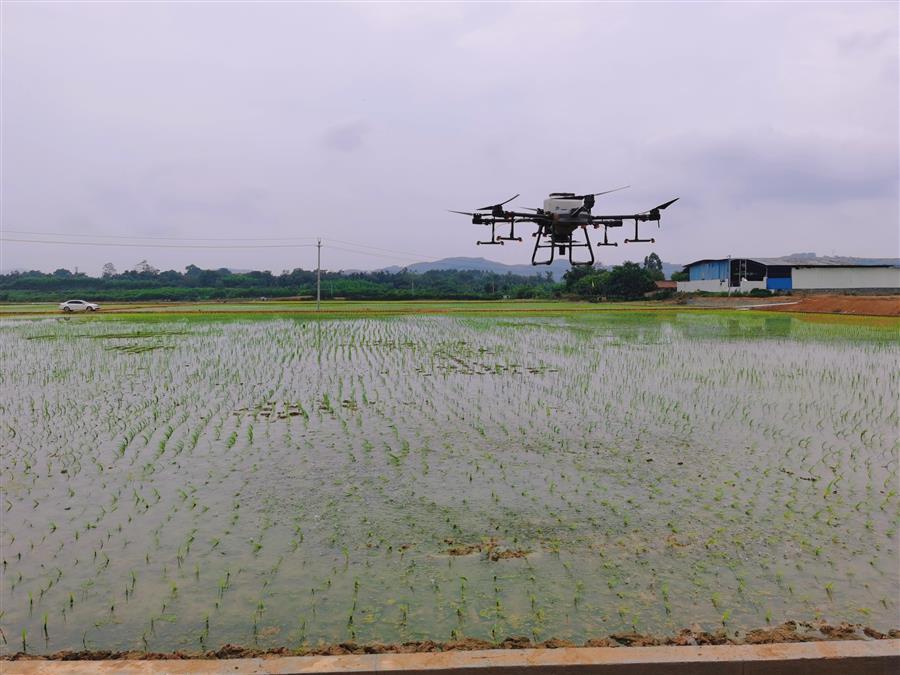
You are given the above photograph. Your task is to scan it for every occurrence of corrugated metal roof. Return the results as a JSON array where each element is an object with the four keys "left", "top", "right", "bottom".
[{"left": 683, "top": 256, "right": 900, "bottom": 269}]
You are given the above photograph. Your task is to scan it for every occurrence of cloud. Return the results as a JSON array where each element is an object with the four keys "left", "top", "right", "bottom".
[
  {"left": 662, "top": 131, "right": 899, "bottom": 205},
  {"left": 838, "top": 28, "right": 894, "bottom": 54},
  {"left": 321, "top": 121, "right": 370, "bottom": 153},
  {"left": 0, "top": 1, "right": 897, "bottom": 274}
]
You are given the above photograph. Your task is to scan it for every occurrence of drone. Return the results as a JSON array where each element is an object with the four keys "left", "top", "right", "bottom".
[{"left": 450, "top": 187, "right": 678, "bottom": 266}]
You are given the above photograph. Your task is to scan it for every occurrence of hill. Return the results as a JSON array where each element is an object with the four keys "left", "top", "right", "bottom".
[
  {"left": 378, "top": 256, "right": 685, "bottom": 281},
  {"left": 660, "top": 261, "right": 683, "bottom": 279},
  {"left": 378, "top": 257, "right": 571, "bottom": 280}
]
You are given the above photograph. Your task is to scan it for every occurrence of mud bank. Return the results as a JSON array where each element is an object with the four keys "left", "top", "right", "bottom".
[{"left": 4, "top": 622, "right": 899, "bottom": 661}]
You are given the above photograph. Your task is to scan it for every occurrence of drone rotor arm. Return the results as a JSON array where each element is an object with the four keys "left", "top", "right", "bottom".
[
  {"left": 589, "top": 198, "right": 679, "bottom": 223},
  {"left": 501, "top": 211, "right": 543, "bottom": 222}
]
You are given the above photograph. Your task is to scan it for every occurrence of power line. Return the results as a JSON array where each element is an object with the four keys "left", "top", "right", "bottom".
[
  {"left": 325, "top": 244, "right": 431, "bottom": 263},
  {"left": 3, "top": 235, "right": 443, "bottom": 263},
  {"left": 2, "top": 233, "right": 441, "bottom": 261},
  {"left": 325, "top": 237, "right": 440, "bottom": 261},
  {"left": 2, "top": 229, "right": 318, "bottom": 243},
  {"left": 0, "top": 237, "right": 318, "bottom": 250}
]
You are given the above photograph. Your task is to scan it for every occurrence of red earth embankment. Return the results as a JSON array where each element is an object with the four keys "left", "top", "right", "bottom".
[{"left": 760, "top": 294, "right": 899, "bottom": 317}]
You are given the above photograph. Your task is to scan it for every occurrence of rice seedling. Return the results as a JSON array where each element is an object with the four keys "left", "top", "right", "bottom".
[{"left": 0, "top": 311, "right": 897, "bottom": 653}]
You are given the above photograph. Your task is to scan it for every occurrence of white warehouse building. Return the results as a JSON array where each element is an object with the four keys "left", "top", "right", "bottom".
[{"left": 677, "top": 256, "right": 900, "bottom": 293}]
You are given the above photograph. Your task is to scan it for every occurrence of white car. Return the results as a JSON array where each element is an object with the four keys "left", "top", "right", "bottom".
[{"left": 59, "top": 299, "right": 100, "bottom": 312}]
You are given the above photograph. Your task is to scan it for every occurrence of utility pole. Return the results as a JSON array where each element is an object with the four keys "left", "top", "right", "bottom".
[
  {"left": 726, "top": 254, "right": 732, "bottom": 296},
  {"left": 316, "top": 239, "right": 322, "bottom": 311}
]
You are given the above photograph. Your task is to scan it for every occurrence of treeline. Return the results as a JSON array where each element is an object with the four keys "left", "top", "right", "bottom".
[
  {"left": 1, "top": 254, "right": 672, "bottom": 302},
  {"left": 561, "top": 254, "right": 671, "bottom": 300},
  {"left": 0, "top": 264, "right": 558, "bottom": 302}
]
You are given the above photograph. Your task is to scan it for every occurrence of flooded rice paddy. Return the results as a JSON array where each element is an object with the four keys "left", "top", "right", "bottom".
[{"left": 1, "top": 312, "right": 898, "bottom": 654}]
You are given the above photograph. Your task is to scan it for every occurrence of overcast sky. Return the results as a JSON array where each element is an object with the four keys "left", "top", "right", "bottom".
[{"left": 2, "top": 1, "right": 897, "bottom": 275}]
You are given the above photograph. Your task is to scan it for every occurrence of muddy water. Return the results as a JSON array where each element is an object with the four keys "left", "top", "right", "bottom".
[{"left": 0, "top": 312, "right": 897, "bottom": 654}]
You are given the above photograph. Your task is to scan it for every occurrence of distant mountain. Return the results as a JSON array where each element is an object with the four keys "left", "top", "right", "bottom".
[
  {"left": 674, "top": 254, "right": 900, "bottom": 275},
  {"left": 682, "top": 254, "right": 900, "bottom": 267},
  {"left": 358, "top": 256, "right": 687, "bottom": 281},
  {"left": 776, "top": 254, "right": 899, "bottom": 266},
  {"left": 377, "top": 257, "right": 573, "bottom": 280},
  {"left": 660, "top": 261, "right": 683, "bottom": 279}
]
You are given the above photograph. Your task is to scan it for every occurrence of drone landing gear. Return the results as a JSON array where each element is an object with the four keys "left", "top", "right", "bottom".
[
  {"left": 569, "top": 227, "right": 595, "bottom": 266},
  {"left": 623, "top": 219, "right": 655, "bottom": 244},
  {"left": 531, "top": 224, "right": 555, "bottom": 265},
  {"left": 531, "top": 225, "right": 594, "bottom": 266},
  {"left": 496, "top": 219, "right": 523, "bottom": 243},
  {"left": 477, "top": 220, "right": 523, "bottom": 245},
  {"left": 596, "top": 226, "right": 618, "bottom": 247},
  {"left": 476, "top": 221, "right": 503, "bottom": 246}
]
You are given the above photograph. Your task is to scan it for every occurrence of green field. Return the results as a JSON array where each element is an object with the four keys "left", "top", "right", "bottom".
[
  {"left": 1, "top": 307, "right": 897, "bottom": 654},
  {"left": 0, "top": 299, "right": 662, "bottom": 319}
]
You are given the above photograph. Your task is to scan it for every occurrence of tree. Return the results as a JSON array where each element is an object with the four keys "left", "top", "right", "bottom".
[
  {"left": 101, "top": 263, "right": 117, "bottom": 278},
  {"left": 52, "top": 268, "right": 73, "bottom": 278},
  {"left": 643, "top": 252, "right": 662, "bottom": 271},
  {"left": 135, "top": 259, "right": 159, "bottom": 275},
  {"left": 0, "top": 265, "right": 560, "bottom": 302},
  {"left": 571, "top": 269, "right": 609, "bottom": 298},
  {"left": 671, "top": 270, "right": 689, "bottom": 282},
  {"left": 562, "top": 265, "right": 596, "bottom": 291},
  {"left": 643, "top": 252, "right": 665, "bottom": 281},
  {"left": 605, "top": 261, "right": 657, "bottom": 299}
]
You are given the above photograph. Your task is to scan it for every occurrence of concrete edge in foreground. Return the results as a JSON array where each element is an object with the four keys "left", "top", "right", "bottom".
[{"left": 6, "top": 640, "right": 899, "bottom": 675}]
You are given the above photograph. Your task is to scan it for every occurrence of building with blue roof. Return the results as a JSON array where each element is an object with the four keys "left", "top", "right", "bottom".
[{"left": 677, "top": 256, "right": 900, "bottom": 293}]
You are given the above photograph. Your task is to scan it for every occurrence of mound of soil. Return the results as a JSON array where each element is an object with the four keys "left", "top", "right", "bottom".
[{"left": 444, "top": 538, "right": 529, "bottom": 560}]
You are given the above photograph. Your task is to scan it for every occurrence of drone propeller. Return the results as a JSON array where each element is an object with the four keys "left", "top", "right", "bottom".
[
  {"left": 449, "top": 209, "right": 491, "bottom": 225},
  {"left": 641, "top": 198, "right": 680, "bottom": 222},
  {"left": 570, "top": 185, "right": 630, "bottom": 200},
  {"left": 623, "top": 197, "right": 679, "bottom": 243},
  {"left": 569, "top": 186, "right": 630, "bottom": 215},
  {"left": 651, "top": 197, "right": 680, "bottom": 211},
  {"left": 477, "top": 194, "right": 520, "bottom": 212}
]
